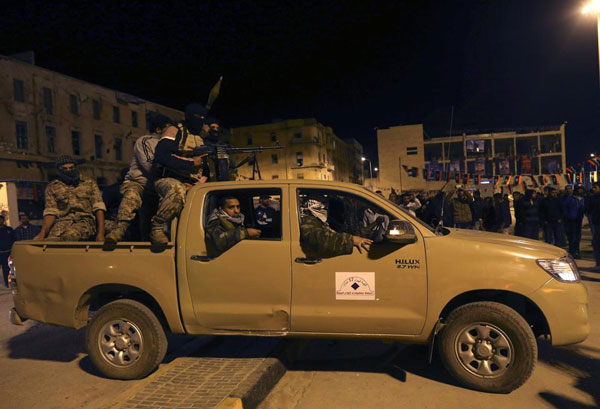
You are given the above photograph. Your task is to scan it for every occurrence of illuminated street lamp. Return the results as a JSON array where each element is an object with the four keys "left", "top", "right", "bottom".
[
  {"left": 361, "top": 156, "right": 373, "bottom": 190},
  {"left": 582, "top": 0, "right": 600, "bottom": 85}
]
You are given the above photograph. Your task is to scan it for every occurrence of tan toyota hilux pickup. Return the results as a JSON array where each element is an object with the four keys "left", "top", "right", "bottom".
[{"left": 8, "top": 180, "right": 589, "bottom": 393}]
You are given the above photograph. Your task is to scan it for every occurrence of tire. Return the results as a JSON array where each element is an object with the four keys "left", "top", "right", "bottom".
[
  {"left": 86, "top": 299, "right": 168, "bottom": 380},
  {"left": 437, "top": 301, "right": 537, "bottom": 394}
]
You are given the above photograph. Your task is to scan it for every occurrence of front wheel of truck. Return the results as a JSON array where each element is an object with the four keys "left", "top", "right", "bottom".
[
  {"left": 86, "top": 299, "right": 168, "bottom": 380},
  {"left": 438, "top": 301, "right": 537, "bottom": 394}
]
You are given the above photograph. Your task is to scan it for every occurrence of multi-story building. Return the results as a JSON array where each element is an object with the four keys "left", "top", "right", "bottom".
[
  {"left": 375, "top": 123, "right": 567, "bottom": 196},
  {"left": 0, "top": 53, "right": 183, "bottom": 185},
  {"left": 229, "top": 119, "right": 363, "bottom": 184}
]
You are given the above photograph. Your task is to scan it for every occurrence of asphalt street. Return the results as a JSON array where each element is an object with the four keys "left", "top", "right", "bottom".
[{"left": 259, "top": 255, "right": 600, "bottom": 409}]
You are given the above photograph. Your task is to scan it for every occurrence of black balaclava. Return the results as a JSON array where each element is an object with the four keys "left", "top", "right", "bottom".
[{"left": 55, "top": 155, "right": 80, "bottom": 186}]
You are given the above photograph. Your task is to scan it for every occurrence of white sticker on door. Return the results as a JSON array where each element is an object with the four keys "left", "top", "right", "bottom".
[{"left": 335, "top": 272, "right": 375, "bottom": 300}]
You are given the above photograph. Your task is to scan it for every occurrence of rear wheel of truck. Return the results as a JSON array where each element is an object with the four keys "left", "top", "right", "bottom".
[
  {"left": 86, "top": 299, "right": 168, "bottom": 380},
  {"left": 438, "top": 301, "right": 537, "bottom": 394}
]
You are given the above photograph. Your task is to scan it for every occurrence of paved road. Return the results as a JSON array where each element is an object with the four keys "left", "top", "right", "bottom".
[
  {"left": 0, "top": 287, "right": 197, "bottom": 409},
  {"left": 259, "top": 259, "right": 600, "bottom": 409}
]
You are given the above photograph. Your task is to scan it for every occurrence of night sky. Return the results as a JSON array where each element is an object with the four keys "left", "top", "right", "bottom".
[{"left": 2, "top": 0, "right": 599, "bottom": 165}]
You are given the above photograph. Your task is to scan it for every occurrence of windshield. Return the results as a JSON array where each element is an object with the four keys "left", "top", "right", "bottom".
[{"left": 361, "top": 187, "right": 437, "bottom": 234}]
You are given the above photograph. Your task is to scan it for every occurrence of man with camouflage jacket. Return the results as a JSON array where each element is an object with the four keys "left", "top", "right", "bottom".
[
  {"left": 34, "top": 155, "right": 106, "bottom": 241},
  {"left": 300, "top": 197, "right": 372, "bottom": 259},
  {"left": 104, "top": 115, "right": 171, "bottom": 245},
  {"left": 205, "top": 195, "right": 261, "bottom": 257}
]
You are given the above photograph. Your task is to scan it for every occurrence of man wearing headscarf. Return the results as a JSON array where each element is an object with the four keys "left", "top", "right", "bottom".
[
  {"left": 205, "top": 195, "right": 261, "bottom": 256},
  {"left": 300, "top": 196, "right": 372, "bottom": 259},
  {"left": 33, "top": 155, "right": 106, "bottom": 241}
]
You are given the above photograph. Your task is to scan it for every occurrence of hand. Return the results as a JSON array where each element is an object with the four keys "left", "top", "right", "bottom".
[
  {"left": 96, "top": 232, "right": 105, "bottom": 242},
  {"left": 352, "top": 236, "right": 373, "bottom": 253},
  {"left": 33, "top": 232, "right": 45, "bottom": 241},
  {"left": 192, "top": 154, "right": 208, "bottom": 167},
  {"left": 247, "top": 228, "right": 261, "bottom": 238}
]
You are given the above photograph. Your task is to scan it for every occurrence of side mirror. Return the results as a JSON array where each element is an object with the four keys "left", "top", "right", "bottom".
[{"left": 385, "top": 220, "right": 417, "bottom": 244}]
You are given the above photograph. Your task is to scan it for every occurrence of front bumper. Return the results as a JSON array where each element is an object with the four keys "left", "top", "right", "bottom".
[{"left": 532, "top": 279, "right": 589, "bottom": 346}]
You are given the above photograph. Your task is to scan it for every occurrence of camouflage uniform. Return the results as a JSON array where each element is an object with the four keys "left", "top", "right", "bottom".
[
  {"left": 300, "top": 214, "right": 353, "bottom": 259},
  {"left": 152, "top": 178, "right": 187, "bottom": 227},
  {"left": 44, "top": 179, "right": 106, "bottom": 241},
  {"left": 205, "top": 214, "right": 248, "bottom": 257}
]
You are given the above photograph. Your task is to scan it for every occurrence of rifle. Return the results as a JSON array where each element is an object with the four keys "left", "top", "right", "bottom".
[{"left": 192, "top": 144, "right": 284, "bottom": 181}]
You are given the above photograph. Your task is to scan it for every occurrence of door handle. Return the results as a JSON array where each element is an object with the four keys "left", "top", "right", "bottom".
[
  {"left": 191, "top": 255, "right": 213, "bottom": 262},
  {"left": 294, "top": 257, "right": 322, "bottom": 265}
]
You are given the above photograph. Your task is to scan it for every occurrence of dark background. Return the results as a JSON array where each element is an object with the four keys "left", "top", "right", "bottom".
[{"left": 2, "top": 0, "right": 599, "bottom": 165}]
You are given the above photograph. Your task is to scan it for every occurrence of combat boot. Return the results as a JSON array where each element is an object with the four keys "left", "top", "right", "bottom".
[
  {"left": 104, "top": 222, "right": 128, "bottom": 244},
  {"left": 150, "top": 217, "right": 169, "bottom": 246}
]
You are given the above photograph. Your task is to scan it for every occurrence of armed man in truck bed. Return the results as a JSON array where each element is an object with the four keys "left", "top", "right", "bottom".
[{"left": 33, "top": 155, "right": 106, "bottom": 241}]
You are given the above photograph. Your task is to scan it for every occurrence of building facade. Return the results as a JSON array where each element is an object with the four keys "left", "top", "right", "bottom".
[
  {"left": 374, "top": 123, "right": 567, "bottom": 195},
  {"left": 0, "top": 54, "right": 183, "bottom": 185},
  {"left": 229, "top": 119, "right": 363, "bottom": 183}
]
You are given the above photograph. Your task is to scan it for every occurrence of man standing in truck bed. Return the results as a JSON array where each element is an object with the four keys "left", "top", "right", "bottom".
[{"left": 33, "top": 155, "right": 106, "bottom": 241}]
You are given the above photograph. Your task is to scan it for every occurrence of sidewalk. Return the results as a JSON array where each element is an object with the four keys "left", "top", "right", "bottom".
[{"left": 105, "top": 337, "right": 285, "bottom": 409}]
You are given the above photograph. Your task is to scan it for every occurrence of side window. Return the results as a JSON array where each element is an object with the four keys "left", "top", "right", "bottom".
[
  {"left": 297, "top": 189, "right": 395, "bottom": 259},
  {"left": 204, "top": 188, "right": 282, "bottom": 257}
]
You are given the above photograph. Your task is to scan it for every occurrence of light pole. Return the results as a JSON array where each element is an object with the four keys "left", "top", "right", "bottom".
[
  {"left": 583, "top": 0, "right": 600, "bottom": 86},
  {"left": 361, "top": 157, "right": 373, "bottom": 190}
]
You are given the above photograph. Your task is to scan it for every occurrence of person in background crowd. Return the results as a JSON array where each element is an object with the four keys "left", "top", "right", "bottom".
[
  {"left": 586, "top": 182, "right": 600, "bottom": 271},
  {"left": 399, "top": 192, "right": 421, "bottom": 217},
  {"left": 453, "top": 188, "right": 473, "bottom": 229},
  {"left": 563, "top": 185, "right": 585, "bottom": 258},
  {"left": 540, "top": 187, "right": 564, "bottom": 247},
  {"left": 416, "top": 191, "right": 430, "bottom": 221},
  {"left": 388, "top": 188, "right": 398, "bottom": 204},
  {"left": 0, "top": 214, "right": 15, "bottom": 287},
  {"left": 470, "top": 190, "right": 484, "bottom": 230},
  {"left": 512, "top": 191, "right": 524, "bottom": 237},
  {"left": 494, "top": 193, "right": 512, "bottom": 234},
  {"left": 482, "top": 197, "right": 496, "bottom": 232},
  {"left": 521, "top": 189, "right": 541, "bottom": 240},
  {"left": 33, "top": 156, "right": 106, "bottom": 241},
  {"left": 14, "top": 213, "right": 41, "bottom": 241}
]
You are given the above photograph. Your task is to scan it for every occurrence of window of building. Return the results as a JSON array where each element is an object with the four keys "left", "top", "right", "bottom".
[
  {"left": 69, "top": 94, "right": 79, "bottom": 115},
  {"left": 515, "top": 136, "right": 537, "bottom": 157},
  {"left": 71, "top": 130, "right": 81, "bottom": 155},
  {"left": 115, "top": 138, "right": 123, "bottom": 161},
  {"left": 424, "top": 143, "right": 442, "bottom": 162},
  {"left": 131, "top": 111, "right": 138, "bottom": 127},
  {"left": 15, "top": 121, "right": 28, "bottom": 149},
  {"left": 247, "top": 135, "right": 253, "bottom": 145},
  {"left": 272, "top": 175, "right": 279, "bottom": 179},
  {"left": 444, "top": 141, "right": 463, "bottom": 162},
  {"left": 95, "top": 134, "right": 103, "bottom": 159},
  {"left": 540, "top": 134, "right": 561, "bottom": 154},
  {"left": 113, "top": 106, "right": 120, "bottom": 123},
  {"left": 43, "top": 87, "right": 53, "bottom": 114},
  {"left": 271, "top": 132, "right": 277, "bottom": 142},
  {"left": 541, "top": 155, "right": 562, "bottom": 174},
  {"left": 93, "top": 100, "right": 101, "bottom": 120},
  {"left": 272, "top": 154, "right": 278, "bottom": 164},
  {"left": 297, "top": 173, "right": 304, "bottom": 179},
  {"left": 294, "top": 132, "right": 302, "bottom": 139},
  {"left": 13, "top": 79, "right": 25, "bottom": 102},
  {"left": 45, "top": 125, "right": 56, "bottom": 153},
  {"left": 296, "top": 152, "right": 303, "bottom": 166},
  {"left": 406, "top": 146, "right": 418, "bottom": 156}
]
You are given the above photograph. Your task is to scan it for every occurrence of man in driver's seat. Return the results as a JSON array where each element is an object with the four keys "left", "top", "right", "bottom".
[
  {"left": 205, "top": 195, "right": 261, "bottom": 257},
  {"left": 300, "top": 196, "right": 372, "bottom": 259}
]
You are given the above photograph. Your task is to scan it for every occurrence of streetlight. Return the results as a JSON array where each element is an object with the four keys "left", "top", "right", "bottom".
[
  {"left": 583, "top": 0, "right": 600, "bottom": 86},
  {"left": 361, "top": 156, "right": 373, "bottom": 190}
]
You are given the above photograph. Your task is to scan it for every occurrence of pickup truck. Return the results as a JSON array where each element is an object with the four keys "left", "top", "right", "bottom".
[{"left": 8, "top": 180, "right": 589, "bottom": 394}]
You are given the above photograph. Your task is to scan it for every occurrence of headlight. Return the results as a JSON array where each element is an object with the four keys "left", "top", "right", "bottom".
[{"left": 536, "top": 257, "right": 580, "bottom": 282}]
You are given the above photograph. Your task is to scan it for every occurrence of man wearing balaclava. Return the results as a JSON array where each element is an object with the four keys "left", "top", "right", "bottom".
[
  {"left": 33, "top": 155, "right": 106, "bottom": 241},
  {"left": 300, "top": 195, "right": 372, "bottom": 259}
]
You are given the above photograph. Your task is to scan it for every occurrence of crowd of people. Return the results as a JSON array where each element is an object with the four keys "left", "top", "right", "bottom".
[{"left": 387, "top": 183, "right": 600, "bottom": 271}]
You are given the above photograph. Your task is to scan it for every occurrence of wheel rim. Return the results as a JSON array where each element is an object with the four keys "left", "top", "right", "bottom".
[
  {"left": 97, "top": 319, "right": 144, "bottom": 368},
  {"left": 454, "top": 322, "right": 513, "bottom": 378}
]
